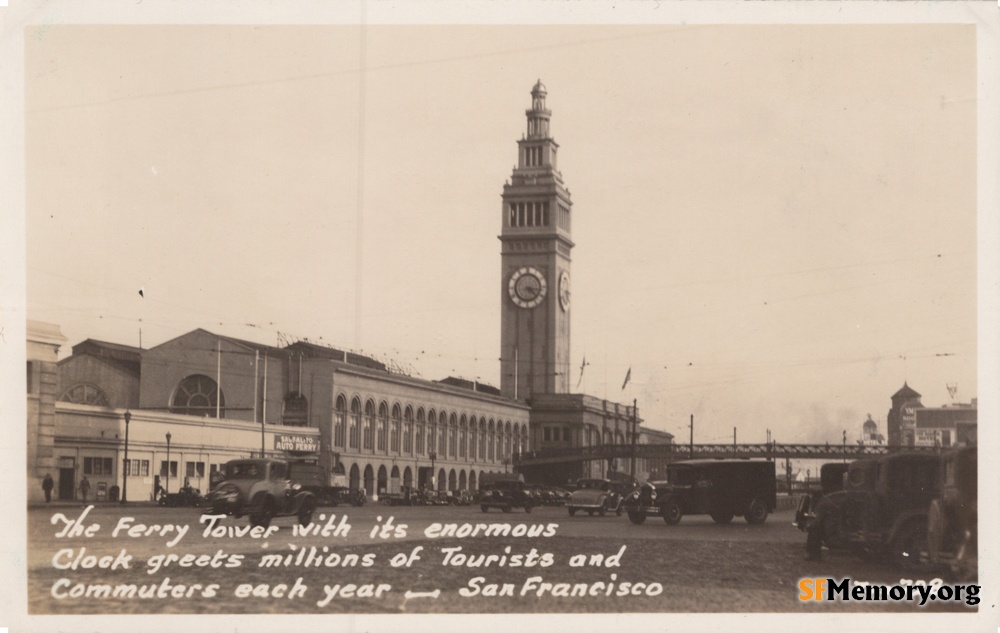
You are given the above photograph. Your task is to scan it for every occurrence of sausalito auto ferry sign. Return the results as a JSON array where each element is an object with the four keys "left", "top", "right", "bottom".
[{"left": 273, "top": 433, "right": 320, "bottom": 452}]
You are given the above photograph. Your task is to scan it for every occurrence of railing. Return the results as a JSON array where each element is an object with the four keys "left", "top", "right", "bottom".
[{"left": 512, "top": 443, "right": 941, "bottom": 466}]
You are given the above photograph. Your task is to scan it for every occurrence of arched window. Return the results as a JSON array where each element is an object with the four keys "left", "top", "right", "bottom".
[
  {"left": 469, "top": 416, "right": 478, "bottom": 462},
  {"left": 171, "top": 374, "right": 225, "bottom": 418},
  {"left": 60, "top": 383, "right": 110, "bottom": 407},
  {"left": 391, "top": 404, "right": 401, "bottom": 453},
  {"left": 479, "top": 419, "right": 487, "bottom": 459},
  {"left": 448, "top": 413, "right": 458, "bottom": 458},
  {"left": 488, "top": 420, "right": 495, "bottom": 461},
  {"left": 349, "top": 398, "right": 361, "bottom": 448},
  {"left": 364, "top": 400, "right": 376, "bottom": 451},
  {"left": 427, "top": 410, "right": 437, "bottom": 457},
  {"left": 458, "top": 415, "right": 467, "bottom": 458},
  {"left": 512, "top": 422, "right": 520, "bottom": 456},
  {"left": 416, "top": 408, "right": 426, "bottom": 455},
  {"left": 334, "top": 395, "right": 347, "bottom": 448},
  {"left": 403, "top": 406, "right": 413, "bottom": 454},
  {"left": 504, "top": 421, "right": 512, "bottom": 459},
  {"left": 377, "top": 401, "right": 389, "bottom": 452},
  {"left": 438, "top": 410, "right": 449, "bottom": 456}
]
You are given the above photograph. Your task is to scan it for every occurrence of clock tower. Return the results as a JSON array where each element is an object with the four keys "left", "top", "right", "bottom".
[{"left": 499, "top": 80, "right": 573, "bottom": 400}]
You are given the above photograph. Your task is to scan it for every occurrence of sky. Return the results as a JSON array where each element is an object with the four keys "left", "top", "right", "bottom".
[{"left": 17, "top": 19, "right": 982, "bottom": 448}]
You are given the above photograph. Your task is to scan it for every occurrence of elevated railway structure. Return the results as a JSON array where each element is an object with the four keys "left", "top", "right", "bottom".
[{"left": 513, "top": 442, "right": 942, "bottom": 468}]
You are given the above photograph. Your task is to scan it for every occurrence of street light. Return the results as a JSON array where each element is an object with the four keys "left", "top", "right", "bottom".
[
  {"left": 165, "top": 432, "right": 172, "bottom": 495},
  {"left": 120, "top": 409, "right": 131, "bottom": 504},
  {"left": 428, "top": 450, "right": 437, "bottom": 491}
]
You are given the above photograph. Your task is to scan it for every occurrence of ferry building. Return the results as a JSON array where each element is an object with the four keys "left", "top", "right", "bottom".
[{"left": 26, "top": 82, "right": 671, "bottom": 504}]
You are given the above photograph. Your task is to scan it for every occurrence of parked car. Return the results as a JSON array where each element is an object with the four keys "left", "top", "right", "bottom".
[
  {"left": 927, "top": 446, "right": 977, "bottom": 579},
  {"left": 205, "top": 458, "right": 317, "bottom": 528},
  {"left": 623, "top": 459, "right": 776, "bottom": 526},
  {"left": 804, "top": 452, "right": 940, "bottom": 569},
  {"left": 479, "top": 475, "right": 533, "bottom": 513},
  {"left": 567, "top": 478, "right": 624, "bottom": 517}
]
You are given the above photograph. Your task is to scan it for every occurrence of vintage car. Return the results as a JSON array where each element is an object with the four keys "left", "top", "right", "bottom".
[
  {"left": 567, "top": 478, "right": 625, "bottom": 517},
  {"left": 804, "top": 452, "right": 940, "bottom": 569},
  {"left": 793, "top": 462, "right": 849, "bottom": 530},
  {"left": 479, "top": 476, "right": 533, "bottom": 513},
  {"left": 927, "top": 446, "right": 977, "bottom": 579},
  {"left": 623, "top": 459, "right": 776, "bottom": 526},
  {"left": 205, "top": 458, "right": 317, "bottom": 528}
]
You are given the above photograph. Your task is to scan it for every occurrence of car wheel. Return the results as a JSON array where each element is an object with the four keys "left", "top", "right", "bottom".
[
  {"left": 249, "top": 495, "right": 273, "bottom": 529},
  {"left": 711, "top": 511, "right": 735, "bottom": 525},
  {"left": 481, "top": 505, "right": 489, "bottom": 513},
  {"left": 661, "top": 499, "right": 683, "bottom": 525},
  {"left": 616, "top": 503, "right": 624, "bottom": 517},
  {"left": 598, "top": 505, "right": 607, "bottom": 517},
  {"left": 744, "top": 498, "right": 768, "bottom": 525},
  {"left": 525, "top": 503, "right": 532, "bottom": 513},
  {"left": 297, "top": 496, "right": 316, "bottom": 526},
  {"left": 892, "top": 520, "right": 929, "bottom": 570},
  {"left": 568, "top": 507, "right": 577, "bottom": 517},
  {"left": 627, "top": 510, "right": 646, "bottom": 525}
]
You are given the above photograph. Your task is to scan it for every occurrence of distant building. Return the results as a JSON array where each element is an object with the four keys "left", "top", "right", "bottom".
[
  {"left": 887, "top": 382, "right": 923, "bottom": 446},
  {"left": 26, "top": 320, "right": 67, "bottom": 504},
  {"left": 860, "top": 413, "right": 885, "bottom": 445},
  {"left": 913, "top": 399, "right": 977, "bottom": 447}
]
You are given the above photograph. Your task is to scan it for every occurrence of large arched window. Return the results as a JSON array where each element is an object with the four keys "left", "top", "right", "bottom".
[
  {"left": 390, "top": 404, "right": 401, "bottom": 453},
  {"left": 469, "top": 416, "right": 478, "bottom": 462},
  {"left": 334, "top": 395, "right": 347, "bottom": 448},
  {"left": 504, "top": 421, "right": 512, "bottom": 458},
  {"left": 479, "top": 419, "right": 487, "bottom": 459},
  {"left": 427, "top": 410, "right": 437, "bottom": 456},
  {"left": 488, "top": 420, "right": 495, "bottom": 461},
  {"left": 415, "top": 408, "right": 426, "bottom": 455},
  {"left": 171, "top": 374, "right": 225, "bottom": 418},
  {"left": 349, "top": 398, "right": 361, "bottom": 448},
  {"left": 364, "top": 400, "right": 376, "bottom": 451},
  {"left": 377, "top": 401, "right": 389, "bottom": 452},
  {"left": 60, "top": 383, "right": 110, "bottom": 407},
  {"left": 439, "top": 411, "right": 450, "bottom": 456},
  {"left": 458, "top": 415, "right": 467, "bottom": 458},
  {"left": 403, "top": 406, "right": 413, "bottom": 454}
]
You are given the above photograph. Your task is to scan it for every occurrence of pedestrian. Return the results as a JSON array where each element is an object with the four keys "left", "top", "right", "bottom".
[
  {"left": 42, "top": 473, "right": 54, "bottom": 503},
  {"left": 79, "top": 475, "right": 91, "bottom": 504},
  {"left": 804, "top": 495, "right": 831, "bottom": 561}
]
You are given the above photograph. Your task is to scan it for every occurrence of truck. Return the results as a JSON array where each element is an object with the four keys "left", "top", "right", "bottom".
[{"left": 286, "top": 460, "right": 366, "bottom": 507}]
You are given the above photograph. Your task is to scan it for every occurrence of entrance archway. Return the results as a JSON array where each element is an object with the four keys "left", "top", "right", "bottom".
[{"left": 363, "top": 465, "right": 375, "bottom": 497}]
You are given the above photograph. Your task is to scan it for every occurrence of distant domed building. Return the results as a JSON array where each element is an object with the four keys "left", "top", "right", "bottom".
[{"left": 861, "top": 413, "right": 885, "bottom": 445}]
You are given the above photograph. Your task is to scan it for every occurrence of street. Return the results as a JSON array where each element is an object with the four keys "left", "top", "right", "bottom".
[{"left": 26, "top": 501, "right": 969, "bottom": 614}]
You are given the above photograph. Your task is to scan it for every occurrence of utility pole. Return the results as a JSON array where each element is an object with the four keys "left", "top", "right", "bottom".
[
  {"left": 733, "top": 427, "right": 737, "bottom": 457},
  {"left": 629, "top": 399, "right": 638, "bottom": 481},
  {"left": 689, "top": 414, "right": 694, "bottom": 459}
]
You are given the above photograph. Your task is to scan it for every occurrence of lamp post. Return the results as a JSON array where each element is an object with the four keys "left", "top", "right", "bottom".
[
  {"left": 121, "top": 410, "right": 131, "bottom": 504},
  {"left": 165, "top": 432, "right": 172, "bottom": 495},
  {"left": 428, "top": 450, "right": 437, "bottom": 491}
]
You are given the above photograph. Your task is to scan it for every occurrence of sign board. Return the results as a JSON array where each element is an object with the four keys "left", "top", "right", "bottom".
[{"left": 273, "top": 434, "right": 320, "bottom": 452}]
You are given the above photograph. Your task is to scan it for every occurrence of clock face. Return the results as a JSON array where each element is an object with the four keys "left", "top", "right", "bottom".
[
  {"left": 508, "top": 266, "right": 547, "bottom": 309},
  {"left": 558, "top": 270, "right": 571, "bottom": 311}
]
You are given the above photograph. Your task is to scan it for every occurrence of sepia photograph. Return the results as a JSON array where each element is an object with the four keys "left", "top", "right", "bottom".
[{"left": 2, "top": 1, "right": 998, "bottom": 631}]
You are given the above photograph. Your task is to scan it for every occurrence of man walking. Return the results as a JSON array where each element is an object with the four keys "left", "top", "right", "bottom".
[
  {"left": 79, "top": 475, "right": 91, "bottom": 504},
  {"left": 42, "top": 473, "right": 54, "bottom": 503}
]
